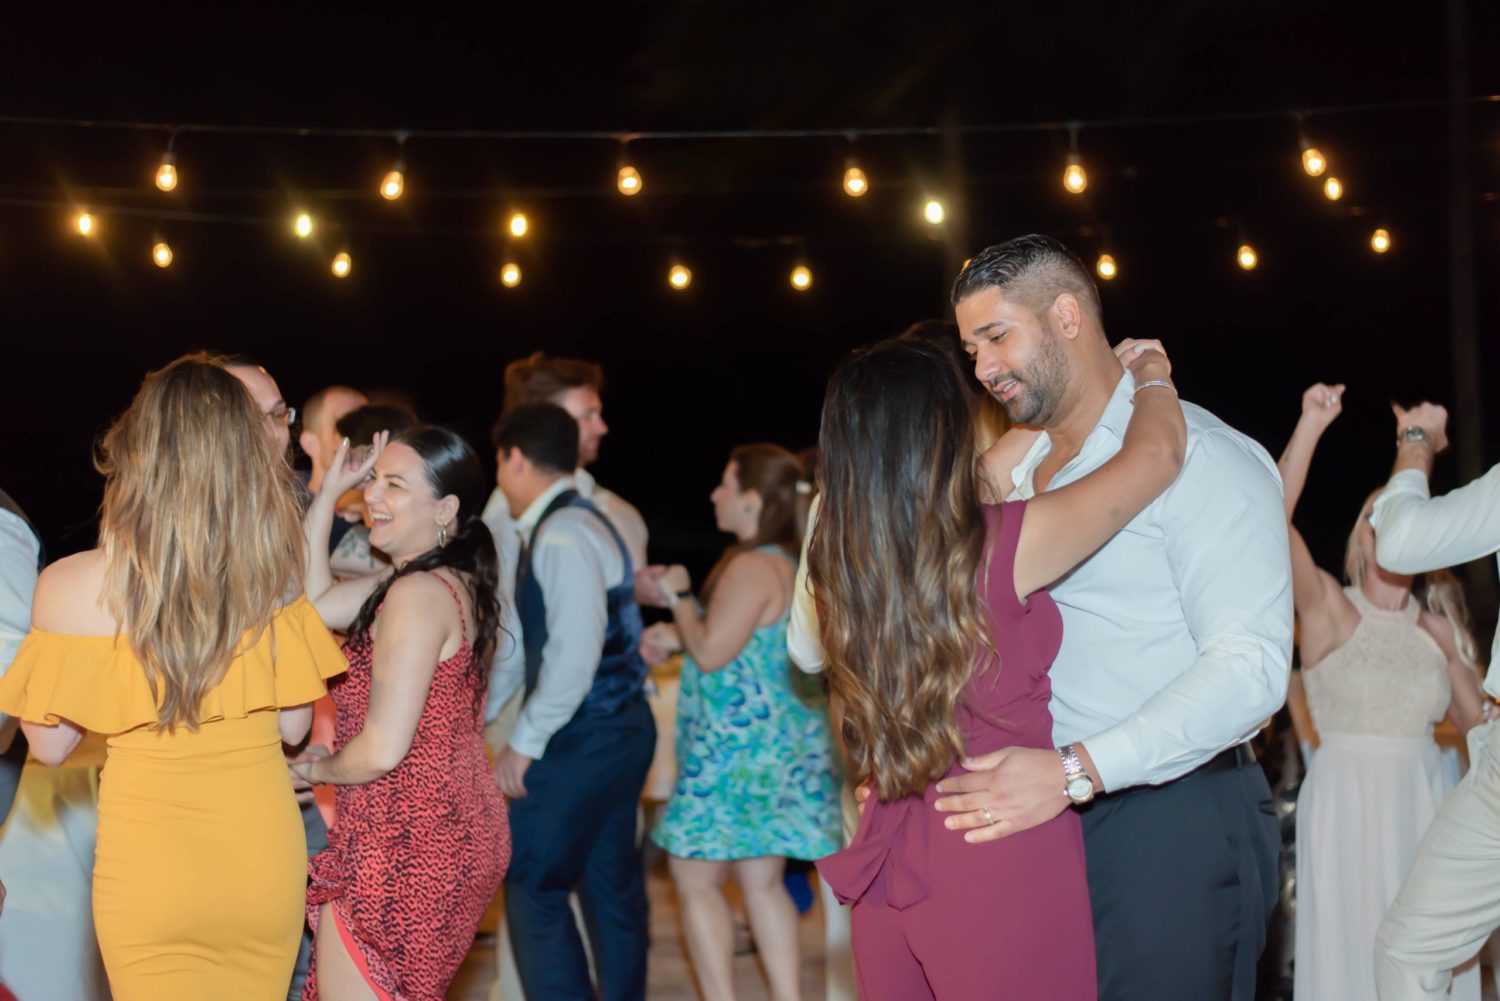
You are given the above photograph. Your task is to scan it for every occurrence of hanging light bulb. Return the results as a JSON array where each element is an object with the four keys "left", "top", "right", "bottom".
[
  {"left": 1063, "top": 154, "right": 1088, "bottom": 194},
  {"left": 508, "top": 213, "right": 528, "bottom": 238},
  {"left": 790, "top": 265, "right": 813, "bottom": 291},
  {"left": 668, "top": 264, "right": 692, "bottom": 290},
  {"left": 1371, "top": 227, "right": 1392, "bottom": 253},
  {"left": 75, "top": 211, "right": 95, "bottom": 236},
  {"left": 923, "top": 199, "right": 946, "bottom": 225},
  {"left": 331, "top": 251, "right": 352, "bottom": 278},
  {"left": 380, "top": 167, "right": 405, "bottom": 200},
  {"left": 1301, "top": 144, "right": 1327, "bottom": 177},
  {"left": 1323, "top": 176, "right": 1344, "bottom": 201},
  {"left": 617, "top": 164, "right": 642, "bottom": 196},
  {"left": 1237, "top": 244, "right": 1259, "bottom": 271},
  {"left": 155, "top": 151, "right": 178, "bottom": 192},
  {"left": 500, "top": 262, "right": 522, "bottom": 287},
  {"left": 1096, "top": 253, "right": 1117, "bottom": 280},
  {"left": 843, "top": 165, "right": 868, "bottom": 197},
  {"left": 151, "top": 239, "right": 173, "bottom": 268},
  {"left": 294, "top": 212, "right": 314, "bottom": 239}
]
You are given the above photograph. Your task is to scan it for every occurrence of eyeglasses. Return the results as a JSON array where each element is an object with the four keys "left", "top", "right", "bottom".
[{"left": 264, "top": 405, "right": 297, "bottom": 427}]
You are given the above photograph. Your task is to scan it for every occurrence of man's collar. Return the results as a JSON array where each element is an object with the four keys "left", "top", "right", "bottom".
[
  {"left": 1009, "top": 370, "right": 1135, "bottom": 495},
  {"left": 573, "top": 466, "right": 598, "bottom": 498},
  {"left": 515, "top": 475, "right": 577, "bottom": 536}
]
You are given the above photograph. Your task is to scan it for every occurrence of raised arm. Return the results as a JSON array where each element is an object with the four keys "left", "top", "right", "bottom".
[
  {"left": 1014, "top": 342, "right": 1186, "bottom": 597},
  {"left": 657, "top": 552, "right": 781, "bottom": 672},
  {"left": 1277, "top": 384, "right": 1349, "bottom": 630},
  {"left": 304, "top": 434, "right": 390, "bottom": 630}
]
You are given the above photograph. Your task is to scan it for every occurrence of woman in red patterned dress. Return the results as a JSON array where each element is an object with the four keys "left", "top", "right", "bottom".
[{"left": 293, "top": 426, "right": 511, "bottom": 1001}]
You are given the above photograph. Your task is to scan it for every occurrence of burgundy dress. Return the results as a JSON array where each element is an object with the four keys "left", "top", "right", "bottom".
[
  {"left": 818, "top": 501, "right": 1096, "bottom": 1000},
  {"left": 304, "top": 574, "right": 510, "bottom": 1001}
]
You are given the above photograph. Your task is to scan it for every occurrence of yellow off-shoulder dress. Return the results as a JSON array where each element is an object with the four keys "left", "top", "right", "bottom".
[{"left": 0, "top": 596, "right": 347, "bottom": 1001}]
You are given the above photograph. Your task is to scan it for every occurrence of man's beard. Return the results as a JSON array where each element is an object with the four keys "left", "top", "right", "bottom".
[{"left": 986, "top": 324, "right": 1070, "bottom": 428}]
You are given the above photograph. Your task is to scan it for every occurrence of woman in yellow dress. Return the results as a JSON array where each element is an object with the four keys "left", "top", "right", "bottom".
[{"left": 0, "top": 353, "right": 347, "bottom": 1000}]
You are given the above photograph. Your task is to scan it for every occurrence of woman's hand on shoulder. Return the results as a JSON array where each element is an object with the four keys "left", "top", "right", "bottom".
[{"left": 1115, "top": 337, "right": 1171, "bottom": 384}]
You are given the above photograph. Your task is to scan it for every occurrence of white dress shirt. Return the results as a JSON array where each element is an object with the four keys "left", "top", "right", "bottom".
[
  {"left": 1372, "top": 463, "right": 1500, "bottom": 697},
  {"left": 1008, "top": 372, "right": 1292, "bottom": 792},
  {"left": 486, "top": 476, "right": 628, "bottom": 759},
  {"left": 0, "top": 508, "right": 40, "bottom": 747},
  {"left": 788, "top": 494, "right": 827, "bottom": 672}
]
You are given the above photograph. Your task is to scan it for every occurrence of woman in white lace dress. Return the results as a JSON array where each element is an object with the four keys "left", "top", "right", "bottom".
[{"left": 1281, "top": 383, "right": 1488, "bottom": 1001}]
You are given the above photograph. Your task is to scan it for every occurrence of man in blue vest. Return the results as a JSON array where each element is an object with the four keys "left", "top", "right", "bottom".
[{"left": 491, "top": 403, "right": 656, "bottom": 1001}]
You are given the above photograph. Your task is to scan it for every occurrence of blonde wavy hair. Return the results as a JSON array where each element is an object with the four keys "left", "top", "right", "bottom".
[
  {"left": 809, "top": 336, "right": 995, "bottom": 802},
  {"left": 97, "top": 353, "right": 305, "bottom": 729}
]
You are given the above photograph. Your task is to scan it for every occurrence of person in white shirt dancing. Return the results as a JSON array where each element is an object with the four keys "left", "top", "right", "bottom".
[{"left": 1371, "top": 400, "right": 1500, "bottom": 1000}]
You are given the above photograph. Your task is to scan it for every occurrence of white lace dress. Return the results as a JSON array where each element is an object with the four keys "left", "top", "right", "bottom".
[{"left": 1295, "top": 587, "right": 1479, "bottom": 1001}]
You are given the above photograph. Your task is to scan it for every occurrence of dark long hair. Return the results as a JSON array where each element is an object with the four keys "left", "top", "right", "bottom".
[
  {"left": 808, "top": 336, "right": 994, "bottom": 801},
  {"left": 347, "top": 426, "right": 504, "bottom": 700},
  {"left": 701, "top": 443, "right": 812, "bottom": 601}
]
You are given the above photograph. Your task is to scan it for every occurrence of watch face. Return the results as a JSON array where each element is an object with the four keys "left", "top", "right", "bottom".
[{"left": 1067, "top": 776, "right": 1094, "bottom": 802}]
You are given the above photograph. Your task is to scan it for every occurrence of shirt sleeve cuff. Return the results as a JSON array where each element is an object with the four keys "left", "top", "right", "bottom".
[
  {"left": 509, "top": 721, "right": 552, "bottom": 761},
  {"left": 1078, "top": 727, "right": 1142, "bottom": 794}
]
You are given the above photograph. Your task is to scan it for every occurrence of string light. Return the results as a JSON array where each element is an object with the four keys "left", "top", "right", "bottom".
[
  {"left": 668, "top": 264, "right": 692, "bottom": 290},
  {"left": 499, "top": 261, "right": 522, "bottom": 287},
  {"left": 1063, "top": 125, "right": 1087, "bottom": 194},
  {"left": 1237, "top": 243, "right": 1259, "bottom": 271},
  {"left": 152, "top": 239, "right": 173, "bottom": 268},
  {"left": 380, "top": 167, "right": 404, "bottom": 200},
  {"left": 508, "top": 212, "right": 528, "bottom": 238},
  {"left": 843, "top": 164, "right": 868, "bottom": 197},
  {"left": 790, "top": 265, "right": 812, "bottom": 291},
  {"left": 1323, "top": 176, "right": 1343, "bottom": 201},
  {"left": 1096, "top": 253, "right": 1117, "bottom": 280},
  {"left": 331, "top": 251, "right": 352, "bottom": 278},
  {"left": 293, "top": 212, "right": 314, "bottom": 238},
  {"left": 617, "top": 165, "right": 642, "bottom": 196},
  {"left": 155, "top": 151, "right": 178, "bottom": 192},
  {"left": 1300, "top": 139, "right": 1327, "bottom": 177},
  {"left": 75, "top": 211, "right": 95, "bottom": 236},
  {"left": 923, "top": 198, "right": 946, "bottom": 225},
  {"left": 1371, "top": 227, "right": 1392, "bottom": 253}
]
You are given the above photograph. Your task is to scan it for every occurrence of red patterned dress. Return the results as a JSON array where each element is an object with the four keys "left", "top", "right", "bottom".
[{"left": 304, "top": 574, "right": 510, "bottom": 1000}]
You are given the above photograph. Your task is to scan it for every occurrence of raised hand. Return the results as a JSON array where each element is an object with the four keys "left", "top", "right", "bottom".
[
  {"left": 1392, "top": 402, "right": 1450, "bottom": 454},
  {"left": 1115, "top": 338, "right": 1171, "bottom": 385},
  {"left": 1299, "top": 383, "right": 1345, "bottom": 433},
  {"left": 319, "top": 430, "right": 389, "bottom": 502}
]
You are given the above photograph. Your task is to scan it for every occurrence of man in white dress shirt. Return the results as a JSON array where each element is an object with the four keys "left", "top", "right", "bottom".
[
  {"left": 1371, "top": 401, "right": 1500, "bottom": 1000},
  {"left": 490, "top": 403, "right": 655, "bottom": 1001},
  {"left": 792, "top": 235, "right": 1292, "bottom": 999}
]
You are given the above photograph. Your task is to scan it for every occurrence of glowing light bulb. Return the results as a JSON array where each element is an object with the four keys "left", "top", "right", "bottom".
[
  {"left": 1237, "top": 244, "right": 1259, "bottom": 271},
  {"left": 380, "top": 169, "right": 404, "bottom": 200},
  {"left": 508, "top": 213, "right": 528, "bottom": 238},
  {"left": 1371, "top": 228, "right": 1392, "bottom": 253},
  {"left": 923, "top": 199, "right": 946, "bottom": 225},
  {"left": 843, "top": 165, "right": 868, "bottom": 197},
  {"left": 331, "top": 252, "right": 352, "bottom": 278},
  {"left": 617, "top": 165, "right": 642, "bottom": 196},
  {"left": 294, "top": 213, "right": 314, "bottom": 238},
  {"left": 500, "top": 262, "right": 522, "bottom": 287},
  {"left": 1096, "top": 254, "right": 1117, "bottom": 280},
  {"left": 155, "top": 152, "right": 178, "bottom": 192},
  {"left": 1063, "top": 156, "right": 1088, "bottom": 194},
  {"left": 1323, "top": 176, "right": 1343, "bottom": 201},
  {"left": 669, "top": 264, "right": 692, "bottom": 290},
  {"left": 790, "top": 265, "right": 812, "bottom": 291},
  {"left": 75, "top": 211, "right": 95, "bottom": 236},
  {"left": 152, "top": 240, "right": 173, "bottom": 268},
  {"left": 1302, "top": 146, "right": 1327, "bottom": 177}
]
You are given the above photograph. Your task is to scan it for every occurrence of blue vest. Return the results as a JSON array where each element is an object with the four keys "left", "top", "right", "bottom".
[{"left": 517, "top": 488, "right": 647, "bottom": 722}]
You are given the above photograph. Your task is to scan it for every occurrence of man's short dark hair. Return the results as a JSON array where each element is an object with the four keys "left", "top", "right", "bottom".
[
  {"left": 336, "top": 403, "right": 419, "bottom": 447},
  {"left": 494, "top": 404, "right": 579, "bottom": 475},
  {"left": 502, "top": 353, "right": 604, "bottom": 416},
  {"left": 949, "top": 234, "right": 1102, "bottom": 320}
]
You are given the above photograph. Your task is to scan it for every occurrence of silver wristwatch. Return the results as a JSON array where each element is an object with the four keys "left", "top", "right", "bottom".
[
  {"left": 1398, "top": 426, "right": 1431, "bottom": 447},
  {"left": 1058, "top": 744, "right": 1095, "bottom": 805}
]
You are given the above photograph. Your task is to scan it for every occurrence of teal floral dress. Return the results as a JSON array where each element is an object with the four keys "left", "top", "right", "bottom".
[{"left": 651, "top": 548, "right": 843, "bottom": 861}]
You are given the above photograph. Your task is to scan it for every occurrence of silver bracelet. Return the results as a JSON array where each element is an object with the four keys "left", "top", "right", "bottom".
[{"left": 1132, "top": 379, "right": 1176, "bottom": 401}]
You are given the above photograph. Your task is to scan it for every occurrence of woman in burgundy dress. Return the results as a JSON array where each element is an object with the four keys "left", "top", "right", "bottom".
[
  {"left": 809, "top": 333, "right": 1185, "bottom": 999},
  {"left": 293, "top": 427, "right": 510, "bottom": 1001}
]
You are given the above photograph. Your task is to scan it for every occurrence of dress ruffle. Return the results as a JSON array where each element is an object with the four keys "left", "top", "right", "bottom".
[
  {"left": 0, "top": 596, "right": 347, "bottom": 734},
  {"left": 817, "top": 794, "right": 933, "bottom": 910}
]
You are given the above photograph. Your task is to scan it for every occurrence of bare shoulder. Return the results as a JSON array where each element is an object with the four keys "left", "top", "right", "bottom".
[
  {"left": 33, "top": 550, "right": 114, "bottom": 634},
  {"left": 382, "top": 571, "right": 457, "bottom": 614},
  {"left": 719, "top": 549, "right": 788, "bottom": 592}
]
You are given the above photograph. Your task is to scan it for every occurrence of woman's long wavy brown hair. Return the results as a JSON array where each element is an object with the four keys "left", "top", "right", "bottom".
[
  {"left": 97, "top": 352, "right": 305, "bottom": 730},
  {"left": 808, "top": 336, "right": 994, "bottom": 801}
]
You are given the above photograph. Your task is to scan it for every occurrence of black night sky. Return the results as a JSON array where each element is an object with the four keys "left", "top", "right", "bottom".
[{"left": 3, "top": 1, "right": 1499, "bottom": 611}]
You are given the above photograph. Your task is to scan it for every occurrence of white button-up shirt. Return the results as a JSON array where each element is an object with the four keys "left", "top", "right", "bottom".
[
  {"left": 0, "top": 508, "right": 40, "bottom": 747},
  {"left": 485, "top": 476, "right": 628, "bottom": 759},
  {"left": 1008, "top": 372, "right": 1292, "bottom": 791},
  {"left": 1371, "top": 463, "right": 1500, "bottom": 697}
]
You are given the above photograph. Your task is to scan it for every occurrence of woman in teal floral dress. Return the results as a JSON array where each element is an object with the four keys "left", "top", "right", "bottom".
[{"left": 645, "top": 443, "right": 842, "bottom": 1001}]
